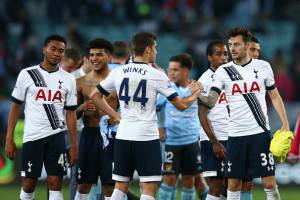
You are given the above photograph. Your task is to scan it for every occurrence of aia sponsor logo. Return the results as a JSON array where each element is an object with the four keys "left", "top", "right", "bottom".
[
  {"left": 35, "top": 89, "right": 62, "bottom": 103},
  {"left": 218, "top": 92, "right": 227, "bottom": 104},
  {"left": 231, "top": 81, "right": 260, "bottom": 95}
]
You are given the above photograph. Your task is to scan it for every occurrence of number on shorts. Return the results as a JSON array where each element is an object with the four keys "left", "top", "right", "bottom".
[
  {"left": 58, "top": 153, "right": 65, "bottom": 167},
  {"left": 260, "top": 153, "right": 274, "bottom": 166},
  {"left": 164, "top": 152, "right": 174, "bottom": 163}
]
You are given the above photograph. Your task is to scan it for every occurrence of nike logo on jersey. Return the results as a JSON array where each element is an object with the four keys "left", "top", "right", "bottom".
[
  {"left": 232, "top": 81, "right": 260, "bottom": 95},
  {"left": 35, "top": 89, "right": 62, "bottom": 103}
]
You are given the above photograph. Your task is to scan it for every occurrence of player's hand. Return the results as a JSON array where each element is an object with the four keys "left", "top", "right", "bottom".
[
  {"left": 212, "top": 142, "right": 226, "bottom": 160},
  {"left": 280, "top": 124, "right": 290, "bottom": 132},
  {"left": 80, "top": 100, "right": 97, "bottom": 112},
  {"left": 188, "top": 81, "right": 203, "bottom": 96},
  {"left": 5, "top": 138, "right": 16, "bottom": 160},
  {"left": 114, "top": 112, "right": 121, "bottom": 123},
  {"left": 68, "top": 145, "right": 78, "bottom": 167},
  {"left": 107, "top": 117, "right": 119, "bottom": 126}
]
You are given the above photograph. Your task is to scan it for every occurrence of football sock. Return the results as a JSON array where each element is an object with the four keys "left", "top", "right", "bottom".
[
  {"left": 158, "top": 183, "right": 174, "bottom": 200},
  {"left": 111, "top": 189, "right": 126, "bottom": 200},
  {"left": 140, "top": 194, "right": 155, "bottom": 200},
  {"left": 20, "top": 188, "right": 35, "bottom": 200},
  {"left": 206, "top": 194, "right": 220, "bottom": 200},
  {"left": 240, "top": 191, "right": 252, "bottom": 200},
  {"left": 49, "top": 190, "right": 63, "bottom": 200},
  {"left": 75, "top": 191, "right": 88, "bottom": 200},
  {"left": 264, "top": 185, "right": 281, "bottom": 200},
  {"left": 181, "top": 187, "right": 195, "bottom": 200},
  {"left": 227, "top": 190, "right": 241, "bottom": 200}
]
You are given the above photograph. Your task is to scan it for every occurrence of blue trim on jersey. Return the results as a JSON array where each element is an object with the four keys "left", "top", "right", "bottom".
[
  {"left": 210, "top": 87, "right": 221, "bottom": 95},
  {"left": 96, "top": 84, "right": 110, "bottom": 96},
  {"left": 11, "top": 96, "right": 23, "bottom": 105},
  {"left": 167, "top": 92, "right": 178, "bottom": 101},
  {"left": 65, "top": 105, "right": 77, "bottom": 111}
]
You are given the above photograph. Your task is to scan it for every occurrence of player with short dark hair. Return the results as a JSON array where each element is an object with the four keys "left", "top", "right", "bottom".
[
  {"left": 5, "top": 34, "right": 78, "bottom": 200},
  {"left": 157, "top": 53, "right": 207, "bottom": 200},
  {"left": 248, "top": 36, "right": 261, "bottom": 59},
  {"left": 198, "top": 27, "right": 289, "bottom": 200},
  {"left": 198, "top": 40, "right": 229, "bottom": 200},
  {"left": 74, "top": 38, "right": 117, "bottom": 200},
  {"left": 89, "top": 32, "right": 202, "bottom": 200}
]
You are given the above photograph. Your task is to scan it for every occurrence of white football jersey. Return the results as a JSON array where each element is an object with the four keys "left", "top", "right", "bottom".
[
  {"left": 12, "top": 65, "right": 77, "bottom": 143},
  {"left": 198, "top": 68, "right": 229, "bottom": 141},
  {"left": 97, "top": 62, "right": 177, "bottom": 141},
  {"left": 211, "top": 59, "right": 275, "bottom": 137}
]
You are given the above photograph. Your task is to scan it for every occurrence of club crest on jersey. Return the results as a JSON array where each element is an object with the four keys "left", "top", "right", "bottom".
[
  {"left": 231, "top": 81, "right": 260, "bottom": 95},
  {"left": 35, "top": 89, "right": 62, "bottom": 103},
  {"left": 58, "top": 80, "right": 63, "bottom": 89},
  {"left": 254, "top": 69, "right": 259, "bottom": 79}
]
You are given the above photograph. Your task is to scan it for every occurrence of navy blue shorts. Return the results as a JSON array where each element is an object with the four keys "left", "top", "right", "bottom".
[
  {"left": 200, "top": 140, "right": 227, "bottom": 178},
  {"left": 113, "top": 139, "right": 162, "bottom": 182},
  {"left": 21, "top": 131, "right": 67, "bottom": 178},
  {"left": 225, "top": 131, "right": 275, "bottom": 179},
  {"left": 162, "top": 142, "right": 202, "bottom": 175},
  {"left": 76, "top": 127, "right": 114, "bottom": 185}
]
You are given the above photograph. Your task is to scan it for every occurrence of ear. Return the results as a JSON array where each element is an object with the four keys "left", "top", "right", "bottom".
[
  {"left": 208, "top": 55, "right": 212, "bottom": 63},
  {"left": 42, "top": 47, "right": 46, "bottom": 54}
]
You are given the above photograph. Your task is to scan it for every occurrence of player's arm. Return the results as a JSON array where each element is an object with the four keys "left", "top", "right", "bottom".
[
  {"left": 169, "top": 81, "right": 202, "bottom": 110},
  {"left": 267, "top": 88, "right": 290, "bottom": 131},
  {"left": 197, "top": 89, "right": 220, "bottom": 109},
  {"left": 198, "top": 103, "right": 226, "bottom": 159},
  {"left": 90, "top": 87, "right": 121, "bottom": 122},
  {"left": 5, "top": 101, "right": 22, "bottom": 160},
  {"left": 65, "top": 109, "right": 78, "bottom": 166}
]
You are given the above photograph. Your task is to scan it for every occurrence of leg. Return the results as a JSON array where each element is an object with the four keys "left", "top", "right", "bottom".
[
  {"left": 227, "top": 178, "right": 242, "bottom": 200},
  {"left": 261, "top": 176, "right": 281, "bottom": 200},
  {"left": 181, "top": 175, "right": 195, "bottom": 200},
  {"left": 20, "top": 177, "right": 38, "bottom": 200},
  {"left": 111, "top": 181, "right": 129, "bottom": 200},
  {"left": 47, "top": 176, "right": 64, "bottom": 200},
  {"left": 70, "top": 165, "right": 79, "bottom": 200},
  {"left": 140, "top": 182, "right": 159, "bottom": 199},
  {"left": 207, "top": 177, "right": 224, "bottom": 197},
  {"left": 158, "top": 175, "right": 178, "bottom": 200},
  {"left": 195, "top": 173, "right": 209, "bottom": 198},
  {"left": 240, "top": 180, "right": 253, "bottom": 200}
]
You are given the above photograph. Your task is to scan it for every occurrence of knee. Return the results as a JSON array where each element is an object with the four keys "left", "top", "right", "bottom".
[
  {"left": 22, "top": 178, "right": 37, "bottom": 193},
  {"left": 228, "top": 179, "right": 242, "bottom": 191},
  {"left": 241, "top": 181, "right": 253, "bottom": 192},
  {"left": 103, "top": 184, "right": 114, "bottom": 196},
  {"left": 262, "top": 176, "right": 277, "bottom": 189},
  {"left": 163, "top": 175, "right": 177, "bottom": 186},
  {"left": 209, "top": 179, "right": 224, "bottom": 196},
  {"left": 78, "top": 183, "right": 92, "bottom": 194}
]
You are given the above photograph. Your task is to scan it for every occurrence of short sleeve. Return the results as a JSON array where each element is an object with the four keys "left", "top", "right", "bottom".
[
  {"left": 264, "top": 63, "right": 276, "bottom": 90},
  {"left": 210, "top": 68, "right": 224, "bottom": 95},
  {"left": 156, "top": 72, "right": 178, "bottom": 101},
  {"left": 198, "top": 74, "right": 209, "bottom": 97},
  {"left": 97, "top": 70, "right": 116, "bottom": 96},
  {"left": 65, "top": 76, "right": 77, "bottom": 110},
  {"left": 11, "top": 70, "right": 29, "bottom": 104}
]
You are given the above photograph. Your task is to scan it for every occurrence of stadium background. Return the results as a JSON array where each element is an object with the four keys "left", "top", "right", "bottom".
[{"left": 0, "top": 0, "right": 299, "bottom": 199}]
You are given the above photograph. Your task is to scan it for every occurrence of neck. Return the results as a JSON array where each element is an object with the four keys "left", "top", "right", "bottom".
[
  {"left": 210, "top": 64, "right": 217, "bottom": 71},
  {"left": 134, "top": 55, "right": 149, "bottom": 63},
  {"left": 111, "top": 58, "right": 126, "bottom": 65},
  {"left": 41, "top": 59, "right": 58, "bottom": 72},
  {"left": 234, "top": 55, "right": 251, "bottom": 66},
  {"left": 92, "top": 65, "right": 109, "bottom": 78}
]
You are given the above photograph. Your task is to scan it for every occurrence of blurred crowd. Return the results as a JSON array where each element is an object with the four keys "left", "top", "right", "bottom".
[{"left": 1, "top": 0, "right": 300, "bottom": 137}]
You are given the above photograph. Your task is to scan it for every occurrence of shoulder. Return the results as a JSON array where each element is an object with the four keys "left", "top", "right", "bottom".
[
  {"left": 198, "top": 69, "right": 212, "bottom": 82},
  {"left": 18, "top": 65, "right": 39, "bottom": 77},
  {"left": 215, "top": 62, "right": 232, "bottom": 74},
  {"left": 59, "top": 69, "right": 76, "bottom": 82},
  {"left": 252, "top": 58, "right": 270, "bottom": 67}
]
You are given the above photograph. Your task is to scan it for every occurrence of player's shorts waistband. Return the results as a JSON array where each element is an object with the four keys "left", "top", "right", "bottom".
[{"left": 82, "top": 126, "right": 100, "bottom": 132}]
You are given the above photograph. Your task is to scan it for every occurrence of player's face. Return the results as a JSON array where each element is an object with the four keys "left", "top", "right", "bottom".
[
  {"left": 43, "top": 41, "right": 65, "bottom": 66},
  {"left": 208, "top": 44, "right": 228, "bottom": 69},
  {"left": 248, "top": 42, "right": 260, "bottom": 59},
  {"left": 168, "top": 61, "right": 182, "bottom": 84},
  {"left": 90, "top": 48, "right": 109, "bottom": 71},
  {"left": 228, "top": 35, "right": 248, "bottom": 61},
  {"left": 148, "top": 41, "right": 157, "bottom": 63}
]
